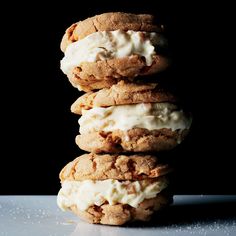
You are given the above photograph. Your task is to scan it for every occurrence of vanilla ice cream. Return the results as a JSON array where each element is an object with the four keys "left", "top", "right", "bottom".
[
  {"left": 79, "top": 103, "right": 192, "bottom": 134},
  {"left": 57, "top": 177, "right": 168, "bottom": 211},
  {"left": 61, "top": 30, "right": 165, "bottom": 76}
]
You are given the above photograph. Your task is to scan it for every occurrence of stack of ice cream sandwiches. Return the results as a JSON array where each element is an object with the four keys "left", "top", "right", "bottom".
[{"left": 57, "top": 12, "right": 192, "bottom": 225}]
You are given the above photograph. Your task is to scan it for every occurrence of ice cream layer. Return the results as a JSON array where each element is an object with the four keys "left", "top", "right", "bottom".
[
  {"left": 79, "top": 102, "right": 192, "bottom": 134},
  {"left": 57, "top": 178, "right": 168, "bottom": 211},
  {"left": 61, "top": 30, "right": 164, "bottom": 76}
]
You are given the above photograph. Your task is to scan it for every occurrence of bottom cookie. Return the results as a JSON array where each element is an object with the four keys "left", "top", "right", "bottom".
[
  {"left": 69, "top": 192, "right": 172, "bottom": 225},
  {"left": 76, "top": 128, "right": 189, "bottom": 153}
]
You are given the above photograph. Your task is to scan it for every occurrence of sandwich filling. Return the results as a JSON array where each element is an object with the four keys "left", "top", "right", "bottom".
[
  {"left": 61, "top": 30, "right": 164, "bottom": 76},
  {"left": 57, "top": 177, "right": 168, "bottom": 211},
  {"left": 79, "top": 102, "right": 192, "bottom": 134}
]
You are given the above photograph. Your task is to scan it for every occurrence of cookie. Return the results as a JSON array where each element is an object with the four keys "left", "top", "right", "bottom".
[
  {"left": 69, "top": 192, "right": 172, "bottom": 225},
  {"left": 61, "top": 12, "right": 164, "bottom": 52},
  {"left": 67, "top": 56, "right": 168, "bottom": 92},
  {"left": 59, "top": 153, "right": 172, "bottom": 181},
  {"left": 71, "top": 80, "right": 177, "bottom": 114},
  {"left": 60, "top": 12, "right": 169, "bottom": 91},
  {"left": 76, "top": 128, "right": 189, "bottom": 153}
]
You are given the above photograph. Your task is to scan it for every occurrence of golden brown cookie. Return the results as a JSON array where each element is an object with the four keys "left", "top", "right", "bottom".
[
  {"left": 71, "top": 80, "right": 177, "bottom": 114},
  {"left": 59, "top": 153, "right": 172, "bottom": 181},
  {"left": 76, "top": 128, "right": 189, "bottom": 153},
  {"left": 69, "top": 192, "right": 172, "bottom": 225},
  {"left": 61, "top": 12, "right": 164, "bottom": 52},
  {"left": 68, "top": 55, "right": 168, "bottom": 92}
]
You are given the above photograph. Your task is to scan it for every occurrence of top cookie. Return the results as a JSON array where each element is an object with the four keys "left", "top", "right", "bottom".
[
  {"left": 61, "top": 12, "right": 163, "bottom": 52},
  {"left": 71, "top": 80, "right": 177, "bottom": 114},
  {"left": 59, "top": 153, "right": 172, "bottom": 182}
]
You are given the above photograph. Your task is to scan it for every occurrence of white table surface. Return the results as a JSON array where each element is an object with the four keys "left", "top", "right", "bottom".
[{"left": 0, "top": 195, "right": 236, "bottom": 236}]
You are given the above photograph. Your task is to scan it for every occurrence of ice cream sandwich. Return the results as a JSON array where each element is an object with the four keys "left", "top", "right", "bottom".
[
  {"left": 60, "top": 12, "right": 169, "bottom": 91},
  {"left": 57, "top": 153, "right": 173, "bottom": 225},
  {"left": 72, "top": 81, "right": 192, "bottom": 153}
]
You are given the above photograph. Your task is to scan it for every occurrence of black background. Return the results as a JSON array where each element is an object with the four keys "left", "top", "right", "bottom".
[{"left": 1, "top": 1, "right": 234, "bottom": 194}]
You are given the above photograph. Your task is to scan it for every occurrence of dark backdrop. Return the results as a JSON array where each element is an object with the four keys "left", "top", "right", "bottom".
[{"left": 1, "top": 1, "right": 234, "bottom": 194}]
